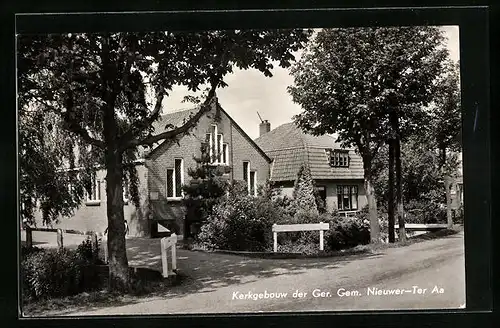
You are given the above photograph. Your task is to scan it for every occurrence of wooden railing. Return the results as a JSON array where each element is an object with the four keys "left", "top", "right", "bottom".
[
  {"left": 272, "top": 222, "right": 330, "bottom": 252},
  {"left": 394, "top": 223, "right": 448, "bottom": 231},
  {"left": 24, "top": 226, "right": 101, "bottom": 258},
  {"left": 338, "top": 210, "right": 360, "bottom": 218}
]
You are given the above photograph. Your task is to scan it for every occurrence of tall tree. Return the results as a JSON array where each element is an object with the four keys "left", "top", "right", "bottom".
[
  {"left": 376, "top": 27, "right": 449, "bottom": 242},
  {"left": 289, "top": 27, "right": 449, "bottom": 244},
  {"left": 18, "top": 29, "right": 312, "bottom": 291},
  {"left": 428, "top": 61, "right": 462, "bottom": 228}
]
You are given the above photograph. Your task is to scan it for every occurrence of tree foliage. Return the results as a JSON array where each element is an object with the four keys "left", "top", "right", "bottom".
[
  {"left": 18, "top": 29, "right": 312, "bottom": 291},
  {"left": 182, "top": 144, "right": 230, "bottom": 238},
  {"left": 288, "top": 27, "right": 450, "bottom": 243},
  {"left": 292, "top": 165, "right": 319, "bottom": 216}
]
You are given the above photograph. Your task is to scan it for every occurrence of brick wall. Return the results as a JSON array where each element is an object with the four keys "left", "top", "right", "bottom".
[
  {"left": 33, "top": 163, "right": 149, "bottom": 237},
  {"left": 147, "top": 104, "right": 271, "bottom": 236},
  {"left": 230, "top": 123, "right": 270, "bottom": 187}
]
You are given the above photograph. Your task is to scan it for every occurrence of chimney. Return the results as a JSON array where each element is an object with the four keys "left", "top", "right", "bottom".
[{"left": 259, "top": 120, "right": 271, "bottom": 136}]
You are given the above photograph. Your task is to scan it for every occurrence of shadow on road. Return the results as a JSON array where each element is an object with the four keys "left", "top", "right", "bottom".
[
  {"left": 35, "top": 238, "right": 384, "bottom": 316},
  {"left": 26, "top": 231, "right": 464, "bottom": 316}
]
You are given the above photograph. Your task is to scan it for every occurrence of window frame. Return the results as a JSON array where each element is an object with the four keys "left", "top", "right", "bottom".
[
  {"left": 166, "top": 158, "right": 184, "bottom": 200},
  {"left": 249, "top": 170, "right": 257, "bottom": 197},
  {"left": 222, "top": 143, "right": 229, "bottom": 165},
  {"left": 243, "top": 161, "right": 250, "bottom": 194},
  {"left": 329, "top": 149, "right": 350, "bottom": 168},
  {"left": 337, "top": 185, "right": 359, "bottom": 211},
  {"left": 85, "top": 173, "right": 101, "bottom": 206}
]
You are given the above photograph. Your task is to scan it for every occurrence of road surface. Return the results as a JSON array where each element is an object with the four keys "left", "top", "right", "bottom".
[{"left": 22, "top": 231, "right": 465, "bottom": 315}]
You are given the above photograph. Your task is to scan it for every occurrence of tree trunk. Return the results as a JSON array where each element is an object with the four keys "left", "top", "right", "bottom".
[
  {"left": 101, "top": 33, "right": 130, "bottom": 292},
  {"left": 442, "top": 148, "right": 453, "bottom": 228},
  {"left": 105, "top": 148, "right": 130, "bottom": 291},
  {"left": 362, "top": 156, "right": 380, "bottom": 244},
  {"left": 395, "top": 136, "right": 406, "bottom": 243},
  {"left": 388, "top": 139, "right": 396, "bottom": 243}
]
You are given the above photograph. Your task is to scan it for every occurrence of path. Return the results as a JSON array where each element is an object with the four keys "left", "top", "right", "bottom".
[{"left": 21, "top": 230, "right": 466, "bottom": 315}]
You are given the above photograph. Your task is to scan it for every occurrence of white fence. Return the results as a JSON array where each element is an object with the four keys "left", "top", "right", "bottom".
[
  {"left": 272, "top": 222, "right": 330, "bottom": 252},
  {"left": 160, "top": 233, "right": 178, "bottom": 278}
]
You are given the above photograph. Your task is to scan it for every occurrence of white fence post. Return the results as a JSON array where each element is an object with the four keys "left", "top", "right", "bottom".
[
  {"left": 273, "top": 224, "right": 278, "bottom": 252},
  {"left": 161, "top": 233, "right": 178, "bottom": 278},
  {"left": 161, "top": 237, "right": 169, "bottom": 278},
  {"left": 171, "top": 233, "right": 177, "bottom": 272},
  {"left": 102, "top": 233, "right": 108, "bottom": 263},
  {"left": 319, "top": 222, "right": 324, "bottom": 251},
  {"left": 272, "top": 222, "right": 329, "bottom": 253}
]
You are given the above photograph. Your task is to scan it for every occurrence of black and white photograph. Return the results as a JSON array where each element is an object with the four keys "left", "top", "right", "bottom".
[{"left": 17, "top": 22, "right": 466, "bottom": 317}]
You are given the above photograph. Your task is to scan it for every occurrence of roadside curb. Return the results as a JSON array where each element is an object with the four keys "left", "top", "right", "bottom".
[{"left": 187, "top": 247, "right": 372, "bottom": 259}]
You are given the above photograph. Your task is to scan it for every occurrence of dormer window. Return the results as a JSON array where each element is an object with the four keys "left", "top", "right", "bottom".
[{"left": 329, "top": 149, "right": 349, "bottom": 168}]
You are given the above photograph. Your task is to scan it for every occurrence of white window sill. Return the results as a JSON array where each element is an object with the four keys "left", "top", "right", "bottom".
[
  {"left": 167, "top": 197, "right": 183, "bottom": 202},
  {"left": 85, "top": 200, "right": 101, "bottom": 206}
]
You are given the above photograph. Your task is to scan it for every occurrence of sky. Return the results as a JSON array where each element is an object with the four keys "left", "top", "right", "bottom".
[{"left": 162, "top": 26, "right": 460, "bottom": 140}]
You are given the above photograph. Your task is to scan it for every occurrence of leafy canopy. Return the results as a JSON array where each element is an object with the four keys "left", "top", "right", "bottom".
[
  {"left": 288, "top": 27, "right": 449, "bottom": 155},
  {"left": 18, "top": 29, "right": 312, "bottom": 223}
]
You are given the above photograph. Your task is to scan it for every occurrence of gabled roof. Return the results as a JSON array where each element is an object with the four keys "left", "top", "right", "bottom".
[
  {"left": 144, "top": 103, "right": 272, "bottom": 163},
  {"left": 254, "top": 122, "right": 364, "bottom": 182}
]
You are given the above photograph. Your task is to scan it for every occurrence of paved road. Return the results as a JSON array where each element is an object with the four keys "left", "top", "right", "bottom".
[{"left": 22, "top": 231, "right": 465, "bottom": 315}]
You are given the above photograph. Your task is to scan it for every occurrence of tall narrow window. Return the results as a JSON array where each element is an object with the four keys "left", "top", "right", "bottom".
[
  {"left": 243, "top": 161, "right": 251, "bottom": 194},
  {"left": 167, "top": 159, "right": 184, "bottom": 199},
  {"left": 86, "top": 173, "right": 101, "bottom": 202},
  {"left": 337, "top": 185, "right": 358, "bottom": 211},
  {"left": 249, "top": 171, "right": 257, "bottom": 196},
  {"left": 211, "top": 125, "right": 218, "bottom": 163},
  {"left": 175, "top": 158, "right": 183, "bottom": 197},
  {"left": 166, "top": 169, "right": 174, "bottom": 198},
  {"left": 217, "top": 134, "right": 223, "bottom": 163},
  {"left": 222, "top": 143, "right": 229, "bottom": 165},
  {"left": 205, "top": 133, "right": 212, "bottom": 161}
]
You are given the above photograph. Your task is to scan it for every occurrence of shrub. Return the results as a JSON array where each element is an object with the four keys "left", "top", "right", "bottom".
[
  {"left": 75, "top": 235, "right": 102, "bottom": 265},
  {"left": 21, "top": 247, "right": 84, "bottom": 301},
  {"left": 404, "top": 200, "right": 447, "bottom": 224},
  {"left": 454, "top": 204, "right": 464, "bottom": 224},
  {"left": 21, "top": 238, "right": 103, "bottom": 302},
  {"left": 197, "top": 194, "right": 274, "bottom": 251},
  {"left": 292, "top": 165, "right": 319, "bottom": 215},
  {"left": 325, "top": 216, "right": 370, "bottom": 251},
  {"left": 196, "top": 183, "right": 296, "bottom": 251}
]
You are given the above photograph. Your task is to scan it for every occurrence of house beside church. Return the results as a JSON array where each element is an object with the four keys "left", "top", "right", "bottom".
[{"left": 254, "top": 121, "right": 367, "bottom": 215}]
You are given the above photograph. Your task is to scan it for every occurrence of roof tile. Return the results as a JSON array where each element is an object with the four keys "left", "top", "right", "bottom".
[{"left": 255, "top": 122, "right": 364, "bottom": 181}]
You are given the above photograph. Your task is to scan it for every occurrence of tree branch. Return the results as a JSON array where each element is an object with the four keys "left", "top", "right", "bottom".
[
  {"left": 117, "top": 87, "right": 165, "bottom": 149},
  {"left": 123, "top": 83, "right": 218, "bottom": 150}
]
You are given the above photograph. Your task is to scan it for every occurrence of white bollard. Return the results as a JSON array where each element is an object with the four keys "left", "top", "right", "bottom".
[{"left": 161, "top": 233, "right": 178, "bottom": 278}]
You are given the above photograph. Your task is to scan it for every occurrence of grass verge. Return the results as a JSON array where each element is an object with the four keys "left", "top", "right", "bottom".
[{"left": 21, "top": 269, "right": 189, "bottom": 317}]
